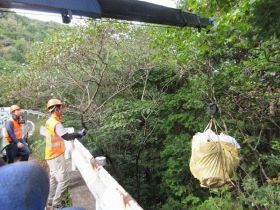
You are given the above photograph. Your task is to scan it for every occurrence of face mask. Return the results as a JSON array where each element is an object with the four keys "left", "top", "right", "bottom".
[
  {"left": 11, "top": 109, "right": 25, "bottom": 124},
  {"left": 18, "top": 115, "right": 26, "bottom": 124},
  {"left": 57, "top": 106, "right": 65, "bottom": 115}
]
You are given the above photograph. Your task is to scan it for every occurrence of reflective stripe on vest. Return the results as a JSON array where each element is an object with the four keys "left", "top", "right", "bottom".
[
  {"left": 4, "top": 119, "right": 22, "bottom": 142},
  {"left": 45, "top": 115, "right": 65, "bottom": 160}
]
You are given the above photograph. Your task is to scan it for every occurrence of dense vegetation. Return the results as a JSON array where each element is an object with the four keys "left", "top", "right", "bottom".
[
  {"left": 0, "top": 12, "right": 60, "bottom": 102},
  {"left": 0, "top": 12, "right": 58, "bottom": 70},
  {"left": 0, "top": 0, "right": 279, "bottom": 209}
]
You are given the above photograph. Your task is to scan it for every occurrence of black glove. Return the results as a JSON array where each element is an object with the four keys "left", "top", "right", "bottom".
[
  {"left": 62, "top": 129, "right": 87, "bottom": 140},
  {"left": 77, "top": 129, "right": 87, "bottom": 138}
]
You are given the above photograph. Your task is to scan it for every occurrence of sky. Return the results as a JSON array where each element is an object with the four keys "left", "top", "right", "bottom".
[{"left": 13, "top": 0, "right": 177, "bottom": 24}]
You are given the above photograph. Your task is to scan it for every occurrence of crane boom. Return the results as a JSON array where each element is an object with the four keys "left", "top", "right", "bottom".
[{"left": 0, "top": 0, "right": 212, "bottom": 28}]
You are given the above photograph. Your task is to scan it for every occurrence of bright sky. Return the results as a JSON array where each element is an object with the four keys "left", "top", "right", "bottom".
[{"left": 13, "top": 0, "right": 177, "bottom": 24}]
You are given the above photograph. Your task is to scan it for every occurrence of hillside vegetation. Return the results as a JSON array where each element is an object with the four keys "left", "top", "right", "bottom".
[
  {"left": 0, "top": 12, "right": 59, "bottom": 74},
  {"left": 0, "top": 0, "right": 279, "bottom": 209}
]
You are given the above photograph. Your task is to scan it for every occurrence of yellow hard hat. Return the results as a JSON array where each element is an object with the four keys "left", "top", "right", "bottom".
[
  {"left": 10, "top": 104, "right": 21, "bottom": 113},
  {"left": 47, "top": 99, "right": 64, "bottom": 110}
]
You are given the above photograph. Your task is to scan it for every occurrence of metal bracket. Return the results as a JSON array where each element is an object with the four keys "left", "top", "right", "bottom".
[
  {"left": 207, "top": 103, "right": 218, "bottom": 115},
  {"left": 61, "top": 9, "right": 72, "bottom": 24}
]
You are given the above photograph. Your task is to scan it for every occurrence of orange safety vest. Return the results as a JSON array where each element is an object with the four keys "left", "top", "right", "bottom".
[
  {"left": 45, "top": 114, "right": 65, "bottom": 160},
  {"left": 4, "top": 119, "right": 22, "bottom": 143}
]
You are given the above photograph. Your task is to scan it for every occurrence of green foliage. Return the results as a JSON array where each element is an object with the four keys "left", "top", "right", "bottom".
[
  {"left": 0, "top": 12, "right": 58, "bottom": 67},
  {"left": 27, "top": 116, "right": 46, "bottom": 159},
  {"left": 89, "top": 91, "right": 164, "bottom": 208},
  {"left": 1, "top": 1, "right": 279, "bottom": 209},
  {"left": 0, "top": 12, "right": 60, "bottom": 106},
  {"left": 251, "top": 0, "right": 280, "bottom": 39},
  {"left": 151, "top": 0, "right": 280, "bottom": 209},
  {"left": 61, "top": 191, "right": 72, "bottom": 207},
  {"left": 195, "top": 188, "right": 243, "bottom": 210},
  {"left": 238, "top": 176, "right": 280, "bottom": 209},
  {"left": 30, "top": 138, "right": 45, "bottom": 160}
]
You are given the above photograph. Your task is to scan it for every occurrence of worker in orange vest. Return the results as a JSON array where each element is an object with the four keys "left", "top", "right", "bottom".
[
  {"left": 45, "top": 99, "right": 87, "bottom": 210},
  {"left": 3, "top": 105, "right": 29, "bottom": 164}
]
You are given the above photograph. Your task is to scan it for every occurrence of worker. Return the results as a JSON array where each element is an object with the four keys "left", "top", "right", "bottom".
[
  {"left": 45, "top": 99, "right": 87, "bottom": 209},
  {"left": 3, "top": 105, "right": 30, "bottom": 163}
]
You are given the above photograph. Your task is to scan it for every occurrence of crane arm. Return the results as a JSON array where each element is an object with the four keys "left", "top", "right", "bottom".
[{"left": 0, "top": 0, "right": 212, "bottom": 28}]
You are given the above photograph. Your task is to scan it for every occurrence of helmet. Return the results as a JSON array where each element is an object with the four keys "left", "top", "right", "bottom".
[
  {"left": 10, "top": 104, "right": 21, "bottom": 113},
  {"left": 47, "top": 99, "right": 64, "bottom": 110}
]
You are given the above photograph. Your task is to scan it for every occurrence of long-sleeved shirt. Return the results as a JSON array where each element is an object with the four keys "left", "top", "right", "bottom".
[{"left": 5, "top": 121, "right": 20, "bottom": 144}]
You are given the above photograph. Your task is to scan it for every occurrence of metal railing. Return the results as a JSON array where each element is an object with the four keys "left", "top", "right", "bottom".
[{"left": 64, "top": 140, "right": 143, "bottom": 210}]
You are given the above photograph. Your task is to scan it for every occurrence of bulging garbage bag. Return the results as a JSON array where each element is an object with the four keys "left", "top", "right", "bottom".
[{"left": 190, "top": 128, "right": 240, "bottom": 188}]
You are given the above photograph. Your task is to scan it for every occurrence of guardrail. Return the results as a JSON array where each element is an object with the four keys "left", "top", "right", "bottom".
[
  {"left": 22, "top": 109, "right": 46, "bottom": 118},
  {"left": 64, "top": 140, "right": 143, "bottom": 210},
  {"left": 0, "top": 107, "right": 46, "bottom": 121}
]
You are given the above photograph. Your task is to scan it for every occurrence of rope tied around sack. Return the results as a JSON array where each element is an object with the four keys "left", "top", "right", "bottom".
[{"left": 208, "top": 118, "right": 227, "bottom": 185}]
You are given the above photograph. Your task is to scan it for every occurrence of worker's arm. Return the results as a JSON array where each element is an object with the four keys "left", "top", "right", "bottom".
[
  {"left": 55, "top": 123, "right": 86, "bottom": 141},
  {"left": 5, "top": 121, "right": 18, "bottom": 144},
  {"left": 61, "top": 132, "right": 85, "bottom": 140}
]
